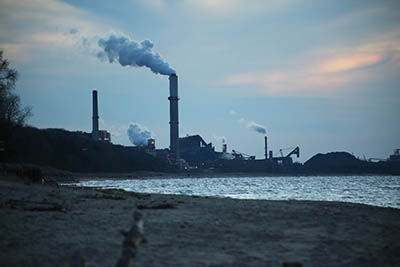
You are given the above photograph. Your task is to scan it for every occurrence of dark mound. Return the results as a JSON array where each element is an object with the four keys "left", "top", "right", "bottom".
[{"left": 304, "top": 151, "right": 366, "bottom": 174}]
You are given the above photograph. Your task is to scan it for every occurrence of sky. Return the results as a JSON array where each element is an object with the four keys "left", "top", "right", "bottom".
[{"left": 0, "top": 0, "right": 399, "bottom": 162}]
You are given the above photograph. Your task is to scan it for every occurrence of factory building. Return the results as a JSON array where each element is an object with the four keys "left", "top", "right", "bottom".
[
  {"left": 179, "top": 135, "right": 217, "bottom": 167},
  {"left": 176, "top": 133, "right": 300, "bottom": 172}
]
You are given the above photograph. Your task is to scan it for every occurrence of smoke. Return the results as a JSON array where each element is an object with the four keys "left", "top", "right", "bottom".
[
  {"left": 127, "top": 123, "right": 153, "bottom": 146},
  {"left": 213, "top": 134, "right": 226, "bottom": 143},
  {"left": 239, "top": 118, "right": 266, "bottom": 135},
  {"left": 97, "top": 34, "right": 175, "bottom": 75},
  {"left": 248, "top": 121, "right": 266, "bottom": 134},
  {"left": 69, "top": 28, "right": 78, "bottom": 35},
  {"left": 220, "top": 153, "right": 235, "bottom": 160}
]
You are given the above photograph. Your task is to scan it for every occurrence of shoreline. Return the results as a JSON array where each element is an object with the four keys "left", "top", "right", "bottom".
[
  {"left": 2, "top": 163, "right": 398, "bottom": 183},
  {"left": 75, "top": 172, "right": 400, "bottom": 179},
  {"left": 71, "top": 182, "right": 400, "bottom": 211},
  {"left": 72, "top": 173, "right": 304, "bottom": 183},
  {"left": 1, "top": 178, "right": 400, "bottom": 266},
  {"left": 70, "top": 171, "right": 399, "bottom": 182}
]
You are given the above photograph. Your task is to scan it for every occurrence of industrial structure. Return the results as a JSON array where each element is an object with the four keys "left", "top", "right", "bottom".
[
  {"left": 263, "top": 134, "right": 300, "bottom": 164},
  {"left": 179, "top": 135, "right": 217, "bottom": 167},
  {"left": 88, "top": 77, "right": 302, "bottom": 171},
  {"left": 91, "top": 90, "right": 111, "bottom": 142},
  {"left": 389, "top": 149, "right": 400, "bottom": 162},
  {"left": 168, "top": 74, "right": 180, "bottom": 162},
  {"left": 145, "top": 133, "right": 301, "bottom": 171}
]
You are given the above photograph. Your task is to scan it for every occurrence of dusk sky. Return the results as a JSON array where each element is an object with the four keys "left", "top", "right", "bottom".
[{"left": 0, "top": 0, "right": 399, "bottom": 162}]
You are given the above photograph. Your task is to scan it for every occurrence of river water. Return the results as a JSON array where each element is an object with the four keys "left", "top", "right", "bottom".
[{"left": 75, "top": 175, "right": 400, "bottom": 209}]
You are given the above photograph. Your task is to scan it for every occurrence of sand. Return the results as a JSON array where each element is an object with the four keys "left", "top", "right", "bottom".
[{"left": 0, "top": 178, "right": 399, "bottom": 267}]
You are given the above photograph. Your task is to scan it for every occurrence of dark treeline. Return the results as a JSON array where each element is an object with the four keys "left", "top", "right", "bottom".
[{"left": 0, "top": 126, "right": 165, "bottom": 173}]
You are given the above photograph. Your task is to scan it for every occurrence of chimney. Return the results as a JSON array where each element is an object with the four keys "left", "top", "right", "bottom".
[
  {"left": 223, "top": 143, "right": 227, "bottom": 153},
  {"left": 264, "top": 136, "right": 268, "bottom": 160},
  {"left": 92, "top": 90, "right": 99, "bottom": 140},
  {"left": 169, "top": 74, "right": 179, "bottom": 160}
]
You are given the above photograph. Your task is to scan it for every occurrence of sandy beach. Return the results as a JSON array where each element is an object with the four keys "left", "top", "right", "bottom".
[{"left": 1, "top": 178, "right": 399, "bottom": 267}]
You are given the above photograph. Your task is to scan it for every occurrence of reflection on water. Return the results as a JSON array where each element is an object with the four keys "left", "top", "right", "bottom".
[{"left": 76, "top": 175, "right": 400, "bottom": 209}]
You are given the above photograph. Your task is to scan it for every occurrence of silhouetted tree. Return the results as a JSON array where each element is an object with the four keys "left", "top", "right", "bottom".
[{"left": 0, "top": 50, "right": 31, "bottom": 127}]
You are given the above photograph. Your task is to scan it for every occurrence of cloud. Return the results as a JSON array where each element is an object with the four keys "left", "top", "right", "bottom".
[
  {"left": 139, "top": 0, "right": 299, "bottom": 17},
  {"left": 319, "top": 53, "right": 384, "bottom": 73},
  {"left": 186, "top": 0, "right": 298, "bottom": 14},
  {"left": 216, "top": 2, "right": 400, "bottom": 97},
  {"left": 70, "top": 28, "right": 79, "bottom": 35},
  {"left": 185, "top": 0, "right": 241, "bottom": 13},
  {"left": 229, "top": 109, "right": 237, "bottom": 116},
  {"left": 0, "top": 0, "right": 115, "bottom": 62},
  {"left": 221, "top": 34, "right": 400, "bottom": 97},
  {"left": 141, "top": 0, "right": 166, "bottom": 9}
]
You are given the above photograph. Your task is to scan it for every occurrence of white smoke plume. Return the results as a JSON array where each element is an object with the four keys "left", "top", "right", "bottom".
[
  {"left": 127, "top": 123, "right": 153, "bottom": 146},
  {"left": 248, "top": 121, "right": 266, "bottom": 135},
  {"left": 239, "top": 118, "right": 266, "bottom": 135},
  {"left": 220, "top": 153, "right": 235, "bottom": 160},
  {"left": 97, "top": 34, "right": 175, "bottom": 75},
  {"left": 213, "top": 134, "right": 226, "bottom": 143}
]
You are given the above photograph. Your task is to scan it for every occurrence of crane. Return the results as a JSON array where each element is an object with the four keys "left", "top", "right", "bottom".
[
  {"left": 232, "top": 150, "right": 256, "bottom": 160},
  {"left": 278, "top": 147, "right": 300, "bottom": 158}
]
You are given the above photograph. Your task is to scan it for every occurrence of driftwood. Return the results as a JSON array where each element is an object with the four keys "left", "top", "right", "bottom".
[
  {"left": 282, "top": 262, "right": 302, "bottom": 267},
  {"left": 69, "top": 251, "right": 85, "bottom": 267},
  {"left": 69, "top": 211, "right": 145, "bottom": 267},
  {"left": 115, "top": 211, "right": 145, "bottom": 267},
  {"left": 83, "top": 193, "right": 126, "bottom": 200},
  {"left": 136, "top": 203, "right": 175, "bottom": 210},
  {"left": 4, "top": 199, "right": 67, "bottom": 212}
]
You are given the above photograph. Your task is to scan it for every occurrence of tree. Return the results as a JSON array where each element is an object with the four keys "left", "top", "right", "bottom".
[{"left": 0, "top": 50, "right": 31, "bottom": 127}]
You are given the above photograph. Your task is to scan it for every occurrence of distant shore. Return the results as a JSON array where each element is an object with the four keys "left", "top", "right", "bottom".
[
  {"left": 1, "top": 177, "right": 399, "bottom": 267},
  {"left": 1, "top": 163, "right": 398, "bottom": 185},
  {"left": 72, "top": 171, "right": 397, "bottom": 180}
]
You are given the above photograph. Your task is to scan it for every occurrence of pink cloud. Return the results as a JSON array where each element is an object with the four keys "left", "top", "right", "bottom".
[
  {"left": 318, "top": 53, "right": 384, "bottom": 73},
  {"left": 221, "top": 39, "right": 399, "bottom": 97}
]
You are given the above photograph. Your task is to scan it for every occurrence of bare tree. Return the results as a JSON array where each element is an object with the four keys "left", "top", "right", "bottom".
[{"left": 0, "top": 50, "right": 31, "bottom": 127}]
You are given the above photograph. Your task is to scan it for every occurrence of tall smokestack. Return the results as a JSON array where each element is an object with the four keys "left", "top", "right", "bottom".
[
  {"left": 265, "top": 136, "right": 268, "bottom": 160},
  {"left": 92, "top": 90, "right": 99, "bottom": 140},
  {"left": 169, "top": 74, "right": 179, "bottom": 160}
]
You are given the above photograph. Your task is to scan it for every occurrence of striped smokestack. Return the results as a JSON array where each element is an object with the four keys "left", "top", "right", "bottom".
[
  {"left": 92, "top": 90, "right": 99, "bottom": 140},
  {"left": 169, "top": 74, "right": 179, "bottom": 160}
]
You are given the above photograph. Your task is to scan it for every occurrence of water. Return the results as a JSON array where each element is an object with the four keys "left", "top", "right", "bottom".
[{"left": 75, "top": 175, "right": 400, "bottom": 209}]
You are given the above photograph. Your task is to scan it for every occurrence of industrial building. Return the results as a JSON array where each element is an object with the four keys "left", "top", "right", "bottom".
[
  {"left": 141, "top": 132, "right": 300, "bottom": 172},
  {"left": 179, "top": 135, "right": 217, "bottom": 167}
]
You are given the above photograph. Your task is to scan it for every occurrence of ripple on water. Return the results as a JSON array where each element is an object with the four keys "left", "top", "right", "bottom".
[{"left": 75, "top": 176, "right": 400, "bottom": 209}]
